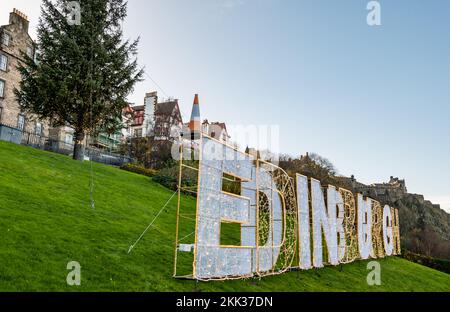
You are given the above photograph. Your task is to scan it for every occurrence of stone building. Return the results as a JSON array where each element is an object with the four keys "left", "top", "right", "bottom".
[
  {"left": 0, "top": 9, "right": 48, "bottom": 137},
  {"left": 130, "top": 91, "right": 183, "bottom": 141},
  {"left": 340, "top": 175, "right": 408, "bottom": 203},
  {"left": 367, "top": 176, "right": 407, "bottom": 202}
]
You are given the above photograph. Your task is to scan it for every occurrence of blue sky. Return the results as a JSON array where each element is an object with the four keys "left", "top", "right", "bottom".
[{"left": 2, "top": 0, "right": 450, "bottom": 212}]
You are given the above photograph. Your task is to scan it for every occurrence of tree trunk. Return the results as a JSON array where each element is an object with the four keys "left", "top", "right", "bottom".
[{"left": 73, "top": 130, "right": 85, "bottom": 161}]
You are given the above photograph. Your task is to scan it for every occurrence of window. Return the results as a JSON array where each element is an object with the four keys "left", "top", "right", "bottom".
[
  {"left": 0, "top": 79, "right": 4, "bottom": 98},
  {"left": 35, "top": 122, "right": 43, "bottom": 136},
  {"left": 17, "top": 115, "right": 25, "bottom": 131},
  {"left": 65, "top": 133, "right": 73, "bottom": 144},
  {"left": 34, "top": 50, "right": 40, "bottom": 65},
  {"left": 1, "top": 32, "right": 10, "bottom": 46},
  {"left": 26, "top": 46, "right": 33, "bottom": 58},
  {"left": 0, "top": 54, "right": 7, "bottom": 71}
]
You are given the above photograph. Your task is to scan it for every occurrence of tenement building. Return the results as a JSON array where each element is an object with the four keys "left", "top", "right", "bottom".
[{"left": 0, "top": 9, "right": 48, "bottom": 137}]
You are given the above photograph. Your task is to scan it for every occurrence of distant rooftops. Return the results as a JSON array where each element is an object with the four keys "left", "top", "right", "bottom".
[
  {"left": 203, "top": 120, "right": 227, "bottom": 132},
  {"left": 155, "top": 100, "right": 179, "bottom": 115}
]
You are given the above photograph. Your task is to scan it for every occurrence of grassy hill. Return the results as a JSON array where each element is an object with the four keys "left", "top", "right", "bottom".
[{"left": 0, "top": 141, "right": 449, "bottom": 292}]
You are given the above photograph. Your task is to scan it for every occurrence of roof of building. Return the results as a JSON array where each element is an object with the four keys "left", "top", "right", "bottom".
[
  {"left": 1, "top": 9, "right": 34, "bottom": 43},
  {"left": 131, "top": 99, "right": 182, "bottom": 127},
  {"left": 155, "top": 100, "right": 179, "bottom": 116},
  {"left": 122, "top": 104, "right": 134, "bottom": 115},
  {"left": 210, "top": 122, "right": 227, "bottom": 132},
  {"left": 132, "top": 105, "right": 145, "bottom": 112}
]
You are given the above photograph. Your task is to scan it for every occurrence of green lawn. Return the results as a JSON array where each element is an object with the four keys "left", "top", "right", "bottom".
[{"left": 0, "top": 141, "right": 449, "bottom": 292}]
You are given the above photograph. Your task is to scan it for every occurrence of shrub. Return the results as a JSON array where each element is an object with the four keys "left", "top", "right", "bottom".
[
  {"left": 120, "top": 163, "right": 158, "bottom": 177},
  {"left": 402, "top": 250, "right": 450, "bottom": 274},
  {"left": 152, "top": 162, "right": 197, "bottom": 194}
]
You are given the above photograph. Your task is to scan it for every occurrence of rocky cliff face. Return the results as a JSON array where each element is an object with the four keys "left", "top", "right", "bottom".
[
  {"left": 391, "top": 194, "right": 450, "bottom": 259},
  {"left": 347, "top": 177, "right": 450, "bottom": 259}
]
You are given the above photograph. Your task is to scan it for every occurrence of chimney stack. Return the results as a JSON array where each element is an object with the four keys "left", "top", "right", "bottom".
[{"left": 10, "top": 8, "right": 30, "bottom": 33}]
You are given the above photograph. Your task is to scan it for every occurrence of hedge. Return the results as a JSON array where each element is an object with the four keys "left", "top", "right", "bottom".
[{"left": 120, "top": 163, "right": 158, "bottom": 177}]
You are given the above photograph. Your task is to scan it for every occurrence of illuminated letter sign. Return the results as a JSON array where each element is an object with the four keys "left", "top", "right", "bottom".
[
  {"left": 311, "top": 179, "right": 339, "bottom": 267},
  {"left": 382, "top": 205, "right": 394, "bottom": 256},
  {"left": 174, "top": 135, "right": 401, "bottom": 280},
  {"left": 297, "top": 174, "right": 312, "bottom": 270},
  {"left": 357, "top": 194, "right": 373, "bottom": 260},
  {"left": 194, "top": 138, "right": 254, "bottom": 279}
]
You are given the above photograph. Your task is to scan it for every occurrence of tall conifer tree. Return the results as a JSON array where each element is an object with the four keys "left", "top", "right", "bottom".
[{"left": 16, "top": 0, "right": 143, "bottom": 160}]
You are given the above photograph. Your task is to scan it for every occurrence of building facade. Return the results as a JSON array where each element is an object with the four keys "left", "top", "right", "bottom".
[
  {"left": 130, "top": 91, "right": 158, "bottom": 138},
  {"left": 48, "top": 104, "right": 133, "bottom": 154},
  {"left": 201, "top": 120, "right": 230, "bottom": 143},
  {"left": 0, "top": 9, "right": 48, "bottom": 137},
  {"left": 154, "top": 98, "right": 183, "bottom": 142},
  {"left": 130, "top": 91, "right": 183, "bottom": 142}
]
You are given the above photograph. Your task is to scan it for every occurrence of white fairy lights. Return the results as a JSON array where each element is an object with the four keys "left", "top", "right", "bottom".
[
  {"left": 174, "top": 135, "right": 402, "bottom": 281},
  {"left": 357, "top": 194, "right": 373, "bottom": 260}
]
